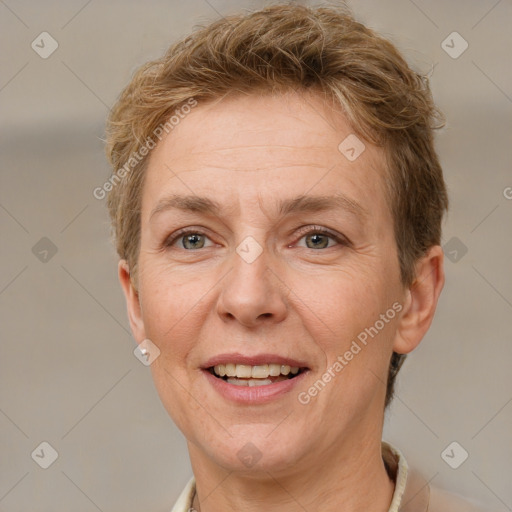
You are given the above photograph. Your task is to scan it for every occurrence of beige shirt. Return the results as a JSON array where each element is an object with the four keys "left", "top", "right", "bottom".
[{"left": 171, "top": 442, "right": 490, "bottom": 511}]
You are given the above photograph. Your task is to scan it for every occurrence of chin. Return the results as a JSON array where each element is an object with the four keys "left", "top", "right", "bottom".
[{"left": 206, "top": 427, "right": 306, "bottom": 474}]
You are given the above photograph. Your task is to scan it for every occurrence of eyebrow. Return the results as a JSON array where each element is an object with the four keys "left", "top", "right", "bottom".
[{"left": 149, "top": 192, "right": 367, "bottom": 221}]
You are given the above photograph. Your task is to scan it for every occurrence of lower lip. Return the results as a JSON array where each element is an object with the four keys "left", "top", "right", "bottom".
[{"left": 202, "top": 369, "right": 309, "bottom": 404}]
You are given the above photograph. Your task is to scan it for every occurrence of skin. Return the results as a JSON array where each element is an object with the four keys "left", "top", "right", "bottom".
[{"left": 119, "top": 90, "right": 445, "bottom": 512}]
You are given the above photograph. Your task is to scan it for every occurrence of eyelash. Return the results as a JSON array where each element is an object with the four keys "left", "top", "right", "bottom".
[
  {"left": 164, "top": 225, "right": 349, "bottom": 250},
  {"left": 294, "top": 225, "right": 349, "bottom": 248}
]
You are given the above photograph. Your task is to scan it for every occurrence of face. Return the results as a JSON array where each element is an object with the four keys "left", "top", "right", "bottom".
[{"left": 120, "top": 90, "right": 436, "bottom": 476}]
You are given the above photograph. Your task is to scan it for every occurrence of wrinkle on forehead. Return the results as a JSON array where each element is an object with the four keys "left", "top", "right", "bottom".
[{"left": 143, "top": 89, "right": 391, "bottom": 228}]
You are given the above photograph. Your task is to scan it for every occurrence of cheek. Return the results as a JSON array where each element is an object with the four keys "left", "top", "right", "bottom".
[
  {"left": 138, "top": 257, "right": 213, "bottom": 340},
  {"left": 290, "top": 261, "right": 398, "bottom": 408},
  {"left": 290, "top": 263, "right": 389, "bottom": 350},
  {"left": 139, "top": 266, "right": 210, "bottom": 431}
]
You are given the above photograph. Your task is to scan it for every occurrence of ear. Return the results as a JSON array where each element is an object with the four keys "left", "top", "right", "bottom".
[
  {"left": 118, "top": 260, "right": 146, "bottom": 342},
  {"left": 393, "top": 245, "right": 445, "bottom": 354}
]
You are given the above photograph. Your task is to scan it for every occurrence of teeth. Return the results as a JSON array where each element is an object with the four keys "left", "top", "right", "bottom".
[
  {"left": 248, "top": 378, "right": 272, "bottom": 387},
  {"left": 214, "top": 365, "right": 224, "bottom": 377},
  {"left": 269, "top": 363, "right": 281, "bottom": 376},
  {"left": 226, "top": 378, "right": 248, "bottom": 386},
  {"left": 236, "top": 365, "right": 253, "bottom": 378},
  {"left": 225, "top": 363, "right": 236, "bottom": 377},
  {"left": 251, "top": 365, "right": 269, "bottom": 378},
  {"left": 212, "top": 363, "right": 302, "bottom": 378},
  {"left": 227, "top": 378, "right": 273, "bottom": 387}
]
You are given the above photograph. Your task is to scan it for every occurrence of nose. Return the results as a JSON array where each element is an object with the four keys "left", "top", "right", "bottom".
[{"left": 216, "top": 239, "right": 288, "bottom": 328}]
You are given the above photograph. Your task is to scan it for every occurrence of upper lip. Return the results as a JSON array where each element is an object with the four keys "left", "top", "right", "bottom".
[{"left": 202, "top": 353, "right": 309, "bottom": 369}]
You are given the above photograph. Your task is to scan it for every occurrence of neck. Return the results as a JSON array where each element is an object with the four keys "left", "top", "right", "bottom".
[{"left": 188, "top": 435, "right": 395, "bottom": 512}]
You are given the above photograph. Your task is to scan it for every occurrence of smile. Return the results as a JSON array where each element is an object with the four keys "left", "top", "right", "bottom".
[{"left": 209, "top": 363, "right": 303, "bottom": 386}]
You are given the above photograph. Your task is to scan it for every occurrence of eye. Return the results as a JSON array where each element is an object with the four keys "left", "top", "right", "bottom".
[
  {"left": 294, "top": 226, "right": 348, "bottom": 250},
  {"left": 163, "top": 226, "right": 348, "bottom": 251},
  {"left": 164, "top": 229, "right": 215, "bottom": 250}
]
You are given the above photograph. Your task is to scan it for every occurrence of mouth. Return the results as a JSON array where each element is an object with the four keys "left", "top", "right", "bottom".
[
  {"left": 201, "top": 353, "right": 311, "bottom": 403},
  {"left": 207, "top": 363, "right": 307, "bottom": 387}
]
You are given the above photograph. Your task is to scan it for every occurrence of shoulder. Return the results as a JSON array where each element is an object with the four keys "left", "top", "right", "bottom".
[
  {"left": 382, "top": 442, "right": 497, "bottom": 512},
  {"left": 429, "top": 485, "right": 497, "bottom": 512}
]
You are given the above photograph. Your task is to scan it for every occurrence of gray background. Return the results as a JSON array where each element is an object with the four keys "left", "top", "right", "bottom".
[{"left": 1, "top": 0, "right": 511, "bottom": 511}]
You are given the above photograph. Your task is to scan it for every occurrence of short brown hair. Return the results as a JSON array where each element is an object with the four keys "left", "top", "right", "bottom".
[{"left": 105, "top": 3, "right": 448, "bottom": 408}]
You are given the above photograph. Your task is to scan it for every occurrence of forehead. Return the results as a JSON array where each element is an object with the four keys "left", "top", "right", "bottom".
[{"left": 141, "top": 91, "right": 390, "bottom": 222}]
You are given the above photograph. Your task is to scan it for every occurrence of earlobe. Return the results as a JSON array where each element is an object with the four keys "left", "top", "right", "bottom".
[
  {"left": 118, "top": 260, "right": 146, "bottom": 342},
  {"left": 393, "top": 245, "right": 445, "bottom": 354}
]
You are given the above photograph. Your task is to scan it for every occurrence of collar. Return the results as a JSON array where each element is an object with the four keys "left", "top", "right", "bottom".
[
  {"left": 171, "top": 441, "right": 429, "bottom": 512},
  {"left": 382, "top": 441, "right": 430, "bottom": 512}
]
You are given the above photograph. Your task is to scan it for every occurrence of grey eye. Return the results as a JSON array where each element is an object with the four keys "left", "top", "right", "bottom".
[
  {"left": 181, "top": 233, "right": 207, "bottom": 249},
  {"left": 304, "top": 233, "right": 331, "bottom": 249}
]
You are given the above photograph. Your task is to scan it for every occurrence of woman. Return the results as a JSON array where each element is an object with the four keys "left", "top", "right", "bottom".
[{"left": 105, "top": 4, "right": 489, "bottom": 511}]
